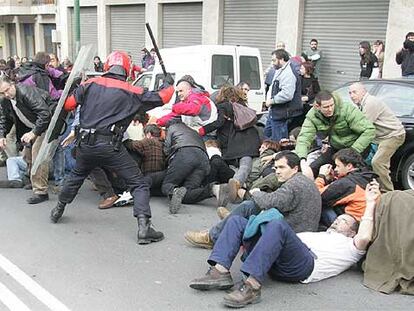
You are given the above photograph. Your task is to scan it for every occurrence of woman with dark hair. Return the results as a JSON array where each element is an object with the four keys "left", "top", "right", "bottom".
[
  {"left": 198, "top": 85, "right": 260, "bottom": 202},
  {"left": 300, "top": 61, "right": 320, "bottom": 105},
  {"left": 359, "top": 41, "right": 379, "bottom": 79},
  {"left": 93, "top": 56, "right": 104, "bottom": 72}
]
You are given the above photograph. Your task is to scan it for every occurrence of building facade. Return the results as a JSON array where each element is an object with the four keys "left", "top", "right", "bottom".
[
  {"left": 1, "top": 0, "right": 413, "bottom": 90},
  {"left": 0, "top": 0, "right": 56, "bottom": 59}
]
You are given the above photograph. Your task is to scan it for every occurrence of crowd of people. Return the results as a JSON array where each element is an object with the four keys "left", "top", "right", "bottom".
[{"left": 0, "top": 32, "right": 413, "bottom": 308}]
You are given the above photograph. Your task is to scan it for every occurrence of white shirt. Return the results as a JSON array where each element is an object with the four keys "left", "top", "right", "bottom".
[
  {"left": 298, "top": 231, "right": 366, "bottom": 283},
  {"left": 10, "top": 99, "right": 35, "bottom": 129}
]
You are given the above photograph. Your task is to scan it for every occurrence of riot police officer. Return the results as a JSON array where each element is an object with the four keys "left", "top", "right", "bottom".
[{"left": 50, "top": 51, "right": 174, "bottom": 245}]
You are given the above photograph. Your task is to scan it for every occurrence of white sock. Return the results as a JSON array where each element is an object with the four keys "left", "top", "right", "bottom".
[{"left": 211, "top": 184, "right": 220, "bottom": 198}]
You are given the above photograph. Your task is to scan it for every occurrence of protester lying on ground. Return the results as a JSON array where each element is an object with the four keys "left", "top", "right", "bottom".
[
  {"left": 188, "top": 179, "right": 379, "bottom": 308},
  {"left": 184, "top": 151, "right": 321, "bottom": 249}
]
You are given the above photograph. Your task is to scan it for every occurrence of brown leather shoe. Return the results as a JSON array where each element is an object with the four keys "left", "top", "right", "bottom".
[
  {"left": 223, "top": 281, "right": 261, "bottom": 308},
  {"left": 184, "top": 230, "right": 213, "bottom": 249},
  {"left": 98, "top": 195, "right": 119, "bottom": 209},
  {"left": 217, "top": 206, "right": 230, "bottom": 220},
  {"left": 189, "top": 266, "right": 234, "bottom": 290},
  {"left": 228, "top": 178, "right": 240, "bottom": 203}
]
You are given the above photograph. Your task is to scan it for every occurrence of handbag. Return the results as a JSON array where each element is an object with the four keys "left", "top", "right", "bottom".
[{"left": 232, "top": 102, "right": 257, "bottom": 130}]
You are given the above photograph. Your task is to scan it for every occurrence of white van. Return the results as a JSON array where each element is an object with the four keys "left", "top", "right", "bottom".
[{"left": 132, "top": 45, "right": 266, "bottom": 113}]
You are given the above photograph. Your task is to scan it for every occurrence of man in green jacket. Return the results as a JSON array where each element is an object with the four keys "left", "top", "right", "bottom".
[{"left": 295, "top": 90, "right": 375, "bottom": 178}]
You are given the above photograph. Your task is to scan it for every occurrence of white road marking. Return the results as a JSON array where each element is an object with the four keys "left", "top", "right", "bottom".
[
  {"left": 0, "top": 281, "right": 31, "bottom": 311},
  {"left": 0, "top": 254, "right": 71, "bottom": 311}
]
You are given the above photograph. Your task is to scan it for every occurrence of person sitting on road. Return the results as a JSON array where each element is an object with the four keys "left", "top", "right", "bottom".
[
  {"left": 295, "top": 90, "right": 375, "bottom": 179},
  {"left": 184, "top": 151, "right": 321, "bottom": 249},
  {"left": 0, "top": 155, "right": 29, "bottom": 188},
  {"left": 125, "top": 124, "right": 166, "bottom": 196},
  {"left": 316, "top": 148, "right": 377, "bottom": 227},
  {"left": 188, "top": 179, "right": 380, "bottom": 308}
]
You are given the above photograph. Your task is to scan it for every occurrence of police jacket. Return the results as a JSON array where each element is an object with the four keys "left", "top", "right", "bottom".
[
  {"left": 64, "top": 73, "right": 174, "bottom": 134},
  {"left": 163, "top": 120, "right": 207, "bottom": 160},
  {"left": 0, "top": 84, "right": 52, "bottom": 139}
]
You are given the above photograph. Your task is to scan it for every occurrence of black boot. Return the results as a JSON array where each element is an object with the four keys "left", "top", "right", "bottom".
[
  {"left": 137, "top": 216, "right": 164, "bottom": 245},
  {"left": 50, "top": 201, "right": 66, "bottom": 223}
]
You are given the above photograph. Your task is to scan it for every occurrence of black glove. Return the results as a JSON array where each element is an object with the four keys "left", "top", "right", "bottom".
[{"left": 163, "top": 73, "right": 174, "bottom": 86}]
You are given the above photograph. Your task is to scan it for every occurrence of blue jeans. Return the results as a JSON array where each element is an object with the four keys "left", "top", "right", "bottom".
[
  {"left": 53, "top": 143, "right": 65, "bottom": 186},
  {"left": 209, "top": 200, "right": 260, "bottom": 243},
  {"left": 208, "top": 216, "right": 314, "bottom": 284},
  {"left": 6, "top": 156, "right": 27, "bottom": 181},
  {"left": 264, "top": 115, "right": 288, "bottom": 142},
  {"left": 320, "top": 208, "right": 338, "bottom": 227}
]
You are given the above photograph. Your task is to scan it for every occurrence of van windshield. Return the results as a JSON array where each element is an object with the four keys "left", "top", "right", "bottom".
[
  {"left": 212, "top": 55, "right": 234, "bottom": 89},
  {"left": 240, "top": 56, "right": 260, "bottom": 90}
]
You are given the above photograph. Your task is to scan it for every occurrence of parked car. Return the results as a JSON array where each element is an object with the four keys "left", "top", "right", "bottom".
[{"left": 333, "top": 79, "right": 414, "bottom": 190}]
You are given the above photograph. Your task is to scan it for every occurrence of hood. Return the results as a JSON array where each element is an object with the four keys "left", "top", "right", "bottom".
[{"left": 346, "top": 169, "right": 378, "bottom": 188}]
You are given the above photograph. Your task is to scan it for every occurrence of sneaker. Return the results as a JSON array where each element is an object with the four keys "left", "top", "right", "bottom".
[
  {"left": 223, "top": 281, "right": 261, "bottom": 308},
  {"left": 217, "top": 206, "right": 230, "bottom": 220},
  {"left": 98, "top": 195, "right": 119, "bottom": 209},
  {"left": 27, "top": 194, "right": 49, "bottom": 204},
  {"left": 228, "top": 178, "right": 240, "bottom": 203},
  {"left": 169, "top": 187, "right": 187, "bottom": 214},
  {"left": 189, "top": 266, "right": 234, "bottom": 290},
  {"left": 113, "top": 191, "right": 133, "bottom": 207},
  {"left": 184, "top": 230, "right": 213, "bottom": 249}
]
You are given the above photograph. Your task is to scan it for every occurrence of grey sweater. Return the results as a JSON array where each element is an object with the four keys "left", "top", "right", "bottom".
[{"left": 251, "top": 172, "right": 321, "bottom": 232}]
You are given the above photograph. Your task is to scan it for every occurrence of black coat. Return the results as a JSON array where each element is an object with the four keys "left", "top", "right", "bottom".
[
  {"left": 203, "top": 101, "right": 260, "bottom": 161},
  {"left": 0, "top": 85, "right": 52, "bottom": 140}
]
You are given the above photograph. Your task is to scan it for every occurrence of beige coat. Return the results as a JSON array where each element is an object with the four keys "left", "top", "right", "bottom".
[{"left": 363, "top": 189, "right": 414, "bottom": 294}]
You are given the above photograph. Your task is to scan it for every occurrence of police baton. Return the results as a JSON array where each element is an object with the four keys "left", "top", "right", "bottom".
[{"left": 145, "top": 23, "right": 167, "bottom": 76}]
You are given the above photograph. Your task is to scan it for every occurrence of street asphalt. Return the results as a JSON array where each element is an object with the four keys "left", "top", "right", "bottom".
[{"left": 0, "top": 167, "right": 412, "bottom": 311}]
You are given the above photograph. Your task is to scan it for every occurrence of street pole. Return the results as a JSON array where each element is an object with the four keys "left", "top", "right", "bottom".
[{"left": 74, "top": 0, "right": 80, "bottom": 56}]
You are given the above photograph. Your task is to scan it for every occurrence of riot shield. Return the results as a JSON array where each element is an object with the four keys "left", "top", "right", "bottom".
[{"left": 32, "top": 44, "right": 96, "bottom": 174}]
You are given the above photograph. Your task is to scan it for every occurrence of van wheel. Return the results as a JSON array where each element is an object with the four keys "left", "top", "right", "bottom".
[{"left": 401, "top": 154, "right": 414, "bottom": 190}]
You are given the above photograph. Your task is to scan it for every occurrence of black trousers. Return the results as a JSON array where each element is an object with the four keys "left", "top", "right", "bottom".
[
  {"left": 59, "top": 141, "right": 152, "bottom": 217},
  {"left": 161, "top": 147, "right": 211, "bottom": 204},
  {"left": 206, "top": 155, "right": 235, "bottom": 184}
]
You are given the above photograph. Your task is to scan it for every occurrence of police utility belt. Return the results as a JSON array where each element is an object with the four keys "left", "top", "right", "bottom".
[{"left": 77, "top": 124, "right": 125, "bottom": 151}]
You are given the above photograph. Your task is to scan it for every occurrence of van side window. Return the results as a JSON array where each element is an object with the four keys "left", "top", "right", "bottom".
[
  {"left": 240, "top": 56, "right": 260, "bottom": 90},
  {"left": 212, "top": 55, "right": 234, "bottom": 89},
  {"left": 155, "top": 73, "right": 176, "bottom": 90},
  {"left": 133, "top": 74, "right": 152, "bottom": 90}
]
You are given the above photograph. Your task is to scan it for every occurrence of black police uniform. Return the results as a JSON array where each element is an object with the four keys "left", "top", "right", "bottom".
[{"left": 51, "top": 69, "right": 174, "bottom": 243}]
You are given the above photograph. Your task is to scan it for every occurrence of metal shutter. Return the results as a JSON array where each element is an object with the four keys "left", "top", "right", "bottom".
[
  {"left": 68, "top": 7, "right": 98, "bottom": 59},
  {"left": 301, "top": 0, "right": 389, "bottom": 90},
  {"left": 162, "top": 2, "right": 202, "bottom": 48},
  {"left": 110, "top": 5, "right": 145, "bottom": 62},
  {"left": 223, "top": 0, "right": 278, "bottom": 67}
]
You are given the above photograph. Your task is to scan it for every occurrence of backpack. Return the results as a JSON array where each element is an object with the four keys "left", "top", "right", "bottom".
[{"left": 232, "top": 102, "right": 257, "bottom": 131}]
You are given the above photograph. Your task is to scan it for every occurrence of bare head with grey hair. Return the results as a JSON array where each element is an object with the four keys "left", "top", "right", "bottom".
[
  {"left": 348, "top": 82, "right": 367, "bottom": 105},
  {"left": 0, "top": 72, "right": 16, "bottom": 99}
]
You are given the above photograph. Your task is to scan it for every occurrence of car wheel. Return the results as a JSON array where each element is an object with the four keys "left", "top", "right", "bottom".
[{"left": 401, "top": 153, "right": 414, "bottom": 190}]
